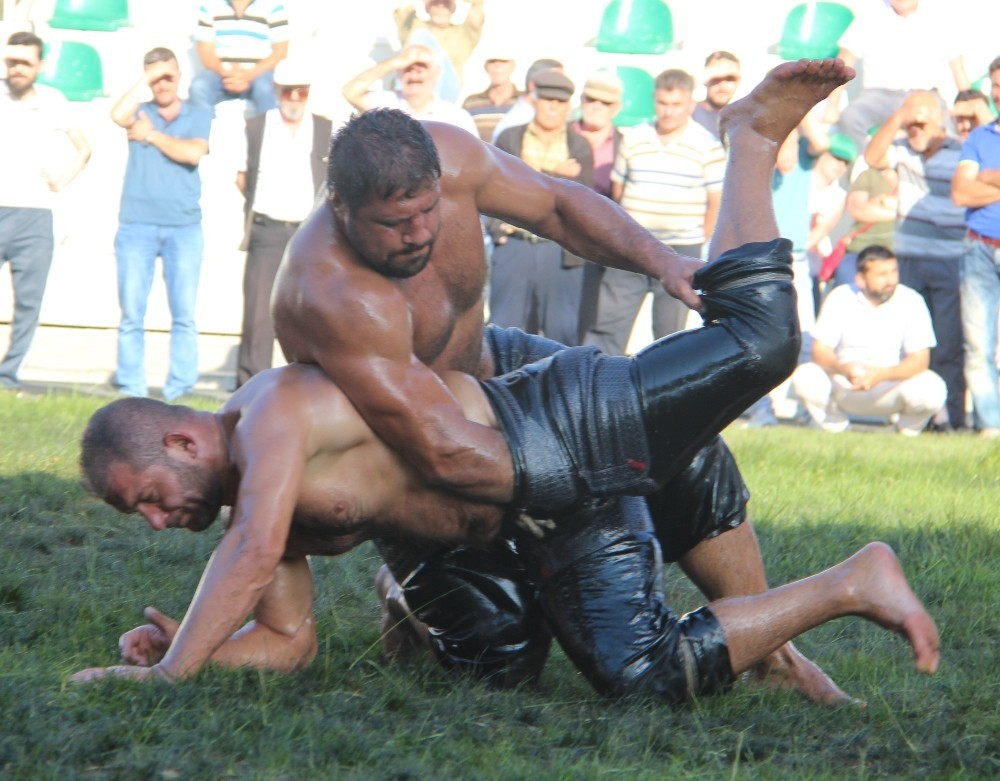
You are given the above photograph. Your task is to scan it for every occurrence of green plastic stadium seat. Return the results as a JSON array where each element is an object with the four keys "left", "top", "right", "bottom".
[
  {"left": 971, "top": 75, "right": 999, "bottom": 117},
  {"left": 596, "top": 0, "right": 675, "bottom": 55},
  {"left": 614, "top": 66, "right": 655, "bottom": 128},
  {"left": 36, "top": 41, "right": 105, "bottom": 101},
  {"left": 48, "top": 0, "right": 130, "bottom": 32},
  {"left": 777, "top": 2, "right": 853, "bottom": 61}
]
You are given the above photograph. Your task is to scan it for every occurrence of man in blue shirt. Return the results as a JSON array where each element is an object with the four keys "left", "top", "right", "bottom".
[
  {"left": 952, "top": 56, "right": 1000, "bottom": 438},
  {"left": 109, "top": 47, "right": 212, "bottom": 401}
]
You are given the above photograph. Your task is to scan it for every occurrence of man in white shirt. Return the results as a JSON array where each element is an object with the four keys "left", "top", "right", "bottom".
[
  {"left": 792, "top": 245, "right": 946, "bottom": 435},
  {"left": 234, "top": 60, "right": 332, "bottom": 386},
  {"left": 0, "top": 31, "right": 91, "bottom": 391},
  {"left": 341, "top": 43, "right": 476, "bottom": 136}
]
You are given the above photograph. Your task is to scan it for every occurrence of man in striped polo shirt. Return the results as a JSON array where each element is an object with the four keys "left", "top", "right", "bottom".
[
  {"left": 585, "top": 68, "right": 725, "bottom": 355},
  {"left": 189, "top": 0, "right": 290, "bottom": 117},
  {"left": 864, "top": 90, "right": 967, "bottom": 431}
]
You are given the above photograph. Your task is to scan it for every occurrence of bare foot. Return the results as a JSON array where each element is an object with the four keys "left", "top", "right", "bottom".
[
  {"left": 750, "top": 641, "right": 864, "bottom": 707},
  {"left": 843, "top": 542, "right": 940, "bottom": 674},
  {"left": 719, "top": 58, "right": 855, "bottom": 147},
  {"left": 375, "top": 564, "right": 431, "bottom": 660}
]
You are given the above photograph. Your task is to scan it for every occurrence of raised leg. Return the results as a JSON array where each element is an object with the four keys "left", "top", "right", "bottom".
[{"left": 710, "top": 58, "right": 855, "bottom": 260}]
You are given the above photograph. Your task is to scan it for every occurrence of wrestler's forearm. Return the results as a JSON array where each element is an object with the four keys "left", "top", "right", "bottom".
[
  {"left": 155, "top": 531, "right": 283, "bottom": 679},
  {"left": 542, "top": 182, "right": 702, "bottom": 308}
]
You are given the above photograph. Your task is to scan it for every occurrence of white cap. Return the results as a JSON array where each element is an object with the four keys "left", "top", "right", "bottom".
[{"left": 273, "top": 59, "right": 312, "bottom": 87}]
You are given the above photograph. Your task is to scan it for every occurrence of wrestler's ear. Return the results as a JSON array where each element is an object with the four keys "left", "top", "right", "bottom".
[
  {"left": 163, "top": 432, "right": 198, "bottom": 460},
  {"left": 330, "top": 191, "right": 348, "bottom": 220}
]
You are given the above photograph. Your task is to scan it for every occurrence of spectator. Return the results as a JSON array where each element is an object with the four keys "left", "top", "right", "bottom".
[
  {"left": 109, "top": 48, "right": 212, "bottom": 401},
  {"left": 572, "top": 69, "right": 623, "bottom": 199},
  {"left": 342, "top": 44, "right": 477, "bottom": 135},
  {"left": 866, "top": 89, "right": 967, "bottom": 431},
  {"left": 394, "top": 0, "right": 485, "bottom": 101},
  {"left": 461, "top": 52, "right": 518, "bottom": 143},
  {"left": 189, "top": 0, "right": 289, "bottom": 117},
  {"left": 491, "top": 57, "right": 563, "bottom": 142},
  {"left": 833, "top": 0, "right": 969, "bottom": 149},
  {"left": 951, "top": 56, "right": 1000, "bottom": 438},
  {"left": 234, "top": 60, "right": 332, "bottom": 387},
  {"left": 585, "top": 68, "right": 724, "bottom": 355},
  {"left": 488, "top": 70, "right": 594, "bottom": 346},
  {"left": 807, "top": 132, "right": 856, "bottom": 304},
  {"left": 792, "top": 245, "right": 946, "bottom": 436},
  {"left": 692, "top": 50, "right": 740, "bottom": 139},
  {"left": 827, "top": 186, "right": 895, "bottom": 295},
  {"left": 572, "top": 69, "right": 624, "bottom": 343},
  {"left": 952, "top": 88, "right": 994, "bottom": 141},
  {"left": 0, "top": 31, "right": 90, "bottom": 392}
]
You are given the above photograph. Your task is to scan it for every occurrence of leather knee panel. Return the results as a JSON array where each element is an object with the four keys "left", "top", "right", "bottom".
[{"left": 400, "top": 541, "right": 552, "bottom": 688}]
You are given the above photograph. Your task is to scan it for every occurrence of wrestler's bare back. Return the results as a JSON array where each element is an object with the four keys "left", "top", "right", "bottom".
[{"left": 222, "top": 365, "right": 503, "bottom": 558}]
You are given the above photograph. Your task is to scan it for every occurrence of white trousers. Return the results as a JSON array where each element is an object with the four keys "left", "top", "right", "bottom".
[{"left": 791, "top": 362, "right": 947, "bottom": 436}]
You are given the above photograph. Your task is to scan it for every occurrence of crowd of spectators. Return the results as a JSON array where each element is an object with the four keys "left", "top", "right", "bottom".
[{"left": 3, "top": 0, "right": 1000, "bottom": 438}]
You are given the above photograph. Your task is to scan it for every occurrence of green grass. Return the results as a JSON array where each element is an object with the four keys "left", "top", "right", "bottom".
[{"left": 1, "top": 390, "right": 999, "bottom": 779}]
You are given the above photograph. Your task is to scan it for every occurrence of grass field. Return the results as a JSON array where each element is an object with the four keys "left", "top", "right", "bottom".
[{"left": 1, "top": 390, "right": 998, "bottom": 780}]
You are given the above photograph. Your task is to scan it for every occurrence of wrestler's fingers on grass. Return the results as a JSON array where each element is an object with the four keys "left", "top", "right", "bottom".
[{"left": 144, "top": 606, "right": 179, "bottom": 634}]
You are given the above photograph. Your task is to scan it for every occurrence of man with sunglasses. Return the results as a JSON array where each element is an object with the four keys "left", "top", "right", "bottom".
[
  {"left": 693, "top": 51, "right": 741, "bottom": 140},
  {"left": 1, "top": 31, "right": 91, "bottom": 393},
  {"left": 109, "top": 47, "right": 212, "bottom": 401},
  {"left": 233, "top": 60, "right": 331, "bottom": 387}
]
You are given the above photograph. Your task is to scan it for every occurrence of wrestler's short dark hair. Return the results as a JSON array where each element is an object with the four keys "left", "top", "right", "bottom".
[
  {"left": 327, "top": 109, "right": 441, "bottom": 212},
  {"left": 79, "top": 397, "right": 187, "bottom": 502},
  {"left": 654, "top": 68, "right": 694, "bottom": 94},
  {"left": 7, "top": 31, "right": 43, "bottom": 58},
  {"left": 989, "top": 56, "right": 1000, "bottom": 76},
  {"left": 856, "top": 244, "right": 896, "bottom": 273}
]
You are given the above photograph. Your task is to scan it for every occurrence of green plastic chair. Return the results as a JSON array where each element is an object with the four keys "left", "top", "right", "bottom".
[
  {"left": 596, "top": 0, "right": 675, "bottom": 55},
  {"left": 777, "top": 2, "right": 853, "bottom": 61},
  {"left": 36, "top": 41, "right": 105, "bottom": 101},
  {"left": 971, "top": 74, "right": 999, "bottom": 117},
  {"left": 48, "top": 0, "right": 130, "bottom": 32},
  {"left": 613, "top": 66, "right": 655, "bottom": 128}
]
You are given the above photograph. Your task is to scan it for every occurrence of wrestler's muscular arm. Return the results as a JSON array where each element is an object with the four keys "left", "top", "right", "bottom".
[
  {"left": 438, "top": 124, "right": 705, "bottom": 311},
  {"left": 276, "top": 250, "right": 515, "bottom": 503},
  {"left": 96, "top": 556, "right": 317, "bottom": 676}
]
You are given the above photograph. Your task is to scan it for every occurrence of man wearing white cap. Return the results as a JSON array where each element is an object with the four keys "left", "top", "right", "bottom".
[
  {"left": 234, "top": 60, "right": 332, "bottom": 386},
  {"left": 693, "top": 51, "right": 741, "bottom": 139}
]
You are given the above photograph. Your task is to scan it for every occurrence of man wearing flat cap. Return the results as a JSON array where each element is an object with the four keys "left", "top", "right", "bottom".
[
  {"left": 489, "top": 69, "right": 595, "bottom": 346},
  {"left": 234, "top": 59, "right": 332, "bottom": 386}
]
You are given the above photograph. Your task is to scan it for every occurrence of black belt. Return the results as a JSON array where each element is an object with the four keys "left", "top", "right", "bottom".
[
  {"left": 253, "top": 213, "right": 301, "bottom": 229},
  {"left": 968, "top": 229, "right": 1000, "bottom": 249}
]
